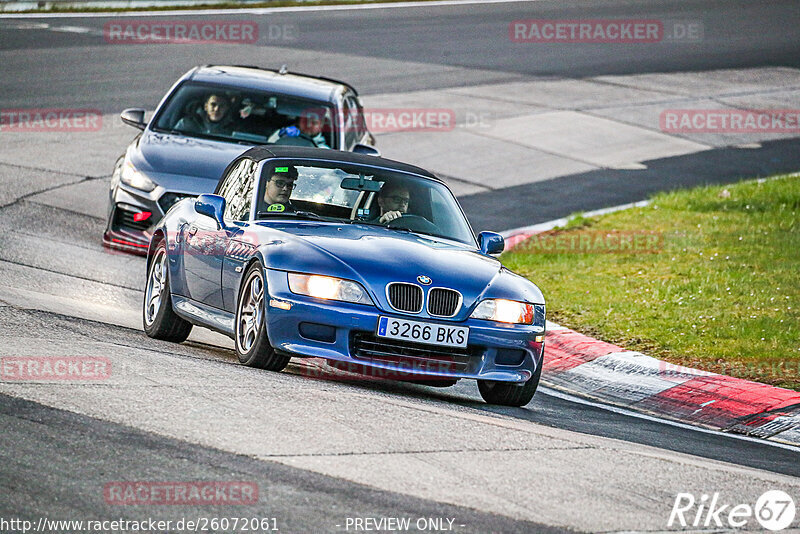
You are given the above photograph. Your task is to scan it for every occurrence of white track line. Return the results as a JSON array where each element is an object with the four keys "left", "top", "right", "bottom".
[
  {"left": 500, "top": 200, "right": 651, "bottom": 239},
  {"left": 540, "top": 386, "right": 800, "bottom": 453},
  {"left": 0, "top": 0, "right": 540, "bottom": 18}
]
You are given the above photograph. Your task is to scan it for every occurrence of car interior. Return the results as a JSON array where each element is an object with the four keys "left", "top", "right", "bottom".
[{"left": 154, "top": 83, "right": 335, "bottom": 148}]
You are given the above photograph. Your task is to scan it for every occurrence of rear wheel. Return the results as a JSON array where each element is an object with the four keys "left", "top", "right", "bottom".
[
  {"left": 235, "top": 263, "right": 290, "bottom": 371},
  {"left": 143, "top": 242, "right": 192, "bottom": 342},
  {"left": 478, "top": 360, "right": 541, "bottom": 407}
]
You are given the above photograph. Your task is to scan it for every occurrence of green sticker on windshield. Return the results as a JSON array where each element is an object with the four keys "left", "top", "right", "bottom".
[
  {"left": 267, "top": 204, "right": 285, "bottom": 212},
  {"left": 275, "top": 167, "right": 289, "bottom": 173}
]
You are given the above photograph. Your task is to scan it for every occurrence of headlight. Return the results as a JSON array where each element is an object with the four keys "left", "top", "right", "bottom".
[
  {"left": 287, "top": 273, "right": 372, "bottom": 305},
  {"left": 119, "top": 161, "right": 156, "bottom": 192},
  {"left": 470, "top": 299, "right": 545, "bottom": 327}
]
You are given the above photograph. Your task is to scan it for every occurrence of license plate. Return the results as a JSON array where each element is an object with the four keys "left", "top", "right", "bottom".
[{"left": 377, "top": 316, "right": 469, "bottom": 348}]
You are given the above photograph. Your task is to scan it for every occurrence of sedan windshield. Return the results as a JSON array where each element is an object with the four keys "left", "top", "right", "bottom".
[
  {"left": 152, "top": 82, "right": 336, "bottom": 148},
  {"left": 256, "top": 161, "right": 476, "bottom": 245}
]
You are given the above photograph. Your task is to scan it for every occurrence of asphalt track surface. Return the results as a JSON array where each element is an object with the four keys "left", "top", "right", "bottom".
[{"left": 1, "top": 1, "right": 800, "bottom": 532}]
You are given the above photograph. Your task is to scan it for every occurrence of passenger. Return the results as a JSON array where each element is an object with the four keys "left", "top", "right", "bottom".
[
  {"left": 275, "top": 109, "right": 330, "bottom": 149},
  {"left": 264, "top": 165, "right": 298, "bottom": 207},
  {"left": 175, "top": 93, "right": 235, "bottom": 136},
  {"left": 371, "top": 183, "right": 410, "bottom": 224}
]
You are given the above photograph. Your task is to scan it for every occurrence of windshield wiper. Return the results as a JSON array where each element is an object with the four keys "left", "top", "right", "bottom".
[{"left": 256, "top": 210, "right": 326, "bottom": 221}]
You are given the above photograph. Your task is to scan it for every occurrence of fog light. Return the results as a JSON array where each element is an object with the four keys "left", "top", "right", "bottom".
[
  {"left": 133, "top": 211, "right": 152, "bottom": 222},
  {"left": 299, "top": 322, "right": 336, "bottom": 343}
]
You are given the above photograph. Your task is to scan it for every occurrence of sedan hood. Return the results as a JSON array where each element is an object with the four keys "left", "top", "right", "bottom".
[
  {"left": 251, "top": 222, "right": 544, "bottom": 318},
  {"left": 131, "top": 130, "right": 250, "bottom": 192}
]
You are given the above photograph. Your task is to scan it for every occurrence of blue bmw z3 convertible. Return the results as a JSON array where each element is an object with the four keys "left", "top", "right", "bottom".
[{"left": 143, "top": 146, "right": 546, "bottom": 406}]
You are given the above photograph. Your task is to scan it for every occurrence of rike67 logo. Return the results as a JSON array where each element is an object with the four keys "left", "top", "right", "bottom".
[{"left": 669, "top": 490, "right": 796, "bottom": 531}]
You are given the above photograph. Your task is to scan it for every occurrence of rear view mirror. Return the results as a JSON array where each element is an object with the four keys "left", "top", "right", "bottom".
[{"left": 341, "top": 175, "right": 381, "bottom": 192}]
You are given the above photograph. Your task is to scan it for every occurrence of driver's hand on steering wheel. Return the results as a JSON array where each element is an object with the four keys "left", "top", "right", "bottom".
[{"left": 379, "top": 210, "right": 403, "bottom": 224}]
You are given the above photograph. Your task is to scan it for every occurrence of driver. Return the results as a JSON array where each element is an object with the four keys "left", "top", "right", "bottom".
[
  {"left": 274, "top": 109, "right": 330, "bottom": 149},
  {"left": 175, "top": 93, "right": 235, "bottom": 136},
  {"left": 372, "top": 183, "right": 410, "bottom": 224},
  {"left": 264, "top": 165, "right": 298, "bottom": 207}
]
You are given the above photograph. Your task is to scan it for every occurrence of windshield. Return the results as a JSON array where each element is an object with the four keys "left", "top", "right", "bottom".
[
  {"left": 152, "top": 82, "right": 336, "bottom": 148},
  {"left": 255, "top": 161, "right": 476, "bottom": 245}
]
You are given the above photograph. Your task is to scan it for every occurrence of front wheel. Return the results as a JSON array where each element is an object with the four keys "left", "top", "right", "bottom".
[
  {"left": 235, "top": 263, "right": 290, "bottom": 371},
  {"left": 143, "top": 241, "right": 192, "bottom": 342},
  {"left": 478, "top": 360, "right": 541, "bottom": 407}
]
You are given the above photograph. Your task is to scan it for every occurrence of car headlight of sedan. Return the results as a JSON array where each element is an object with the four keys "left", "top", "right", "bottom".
[
  {"left": 470, "top": 299, "right": 545, "bottom": 328},
  {"left": 119, "top": 161, "right": 156, "bottom": 192},
  {"left": 288, "top": 273, "right": 372, "bottom": 305}
]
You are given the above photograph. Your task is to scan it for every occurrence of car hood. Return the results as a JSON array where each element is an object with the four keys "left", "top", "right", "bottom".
[
  {"left": 249, "top": 222, "right": 544, "bottom": 319},
  {"left": 130, "top": 130, "right": 251, "bottom": 192}
]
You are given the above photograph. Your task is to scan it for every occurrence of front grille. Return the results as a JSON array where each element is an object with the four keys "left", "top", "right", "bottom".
[
  {"left": 387, "top": 282, "right": 423, "bottom": 313},
  {"left": 351, "top": 332, "right": 475, "bottom": 373},
  {"left": 428, "top": 288, "right": 462, "bottom": 317},
  {"left": 113, "top": 206, "right": 150, "bottom": 231},
  {"left": 158, "top": 192, "right": 195, "bottom": 214}
]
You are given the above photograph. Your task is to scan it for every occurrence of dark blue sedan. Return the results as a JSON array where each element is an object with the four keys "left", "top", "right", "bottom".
[
  {"left": 143, "top": 147, "right": 546, "bottom": 406},
  {"left": 104, "top": 65, "right": 377, "bottom": 254}
]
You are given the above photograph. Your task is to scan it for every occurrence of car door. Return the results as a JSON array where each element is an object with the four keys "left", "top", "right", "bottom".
[{"left": 182, "top": 158, "right": 255, "bottom": 308}]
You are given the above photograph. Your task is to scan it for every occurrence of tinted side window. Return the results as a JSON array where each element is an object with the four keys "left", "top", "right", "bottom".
[
  {"left": 343, "top": 95, "right": 364, "bottom": 150},
  {"left": 219, "top": 159, "right": 256, "bottom": 222}
]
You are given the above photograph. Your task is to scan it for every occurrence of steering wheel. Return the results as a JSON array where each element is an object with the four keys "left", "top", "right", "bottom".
[{"left": 387, "top": 214, "right": 439, "bottom": 234}]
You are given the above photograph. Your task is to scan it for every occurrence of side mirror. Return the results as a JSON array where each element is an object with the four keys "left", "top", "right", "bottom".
[
  {"left": 478, "top": 231, "right": 505, "bottom": 255},
  {"left": 352, "top": 143, "right": 380, "bottom": 156},
  {"left": 195, "top": 194, "right": 226, "bottom": 229},
  {"left": 120, "top": 108, "right": 147, "bottom": 130}
]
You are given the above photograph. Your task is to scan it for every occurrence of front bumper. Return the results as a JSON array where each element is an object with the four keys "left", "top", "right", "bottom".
[
  {"left": 264, "top": 270, "right": 544, "bottom": 383},
  {"left": 103, "top": 183, "right": 195, "bottom": 255}
]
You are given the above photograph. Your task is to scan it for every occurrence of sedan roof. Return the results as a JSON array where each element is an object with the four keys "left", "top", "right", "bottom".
[{"left": 189, "top": 65, "right": 352, "bottom": 103}]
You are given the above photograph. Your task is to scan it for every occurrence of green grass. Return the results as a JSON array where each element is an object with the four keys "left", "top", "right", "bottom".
[{"left": 502, "top": 174, "right": 800, "bottom": 389}]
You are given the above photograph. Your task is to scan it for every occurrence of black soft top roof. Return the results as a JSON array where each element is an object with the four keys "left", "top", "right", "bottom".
[{"left": 239, "top": 146, "right": 442, "bottom": 182}]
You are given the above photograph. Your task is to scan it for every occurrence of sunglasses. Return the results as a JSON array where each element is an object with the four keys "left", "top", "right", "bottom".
[{"left": 270, "top": 179, "right": 296, "bottom": 190}]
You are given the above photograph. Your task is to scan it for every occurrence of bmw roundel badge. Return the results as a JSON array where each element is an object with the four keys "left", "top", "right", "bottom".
[{"left": 417, "top": 275, "right": 432, "bottom": 285}]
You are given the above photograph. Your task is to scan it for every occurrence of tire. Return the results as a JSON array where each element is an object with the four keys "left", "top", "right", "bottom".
[
  {"left": 143, "top": 241, "right": 192, "bottom": 342},
  {"left": 478, "top": 358, "right": 542, "bottom": 407},
  {"left": 234, "top": 263, "right": 290, "bottom": 371}
]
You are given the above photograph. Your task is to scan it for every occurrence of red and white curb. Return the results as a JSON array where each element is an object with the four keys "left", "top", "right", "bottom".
[{"left": 502, "top": 205, "right": 800, "bottom": 447}]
